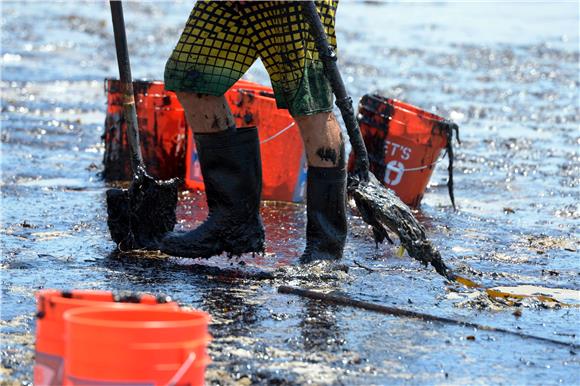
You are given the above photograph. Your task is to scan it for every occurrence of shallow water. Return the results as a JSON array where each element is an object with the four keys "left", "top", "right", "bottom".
[{"left": 1, "top": 1, "right": 579, "bottom": 384}]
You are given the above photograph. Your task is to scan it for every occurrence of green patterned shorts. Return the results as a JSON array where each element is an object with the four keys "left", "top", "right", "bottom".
[{"left": 164, "top": 0, "right": 338, "bottom": 117}]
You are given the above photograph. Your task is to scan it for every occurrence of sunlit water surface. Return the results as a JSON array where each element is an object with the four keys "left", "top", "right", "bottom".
[{"left": 1, "top": 1, "right": 579, "bottom": 384}]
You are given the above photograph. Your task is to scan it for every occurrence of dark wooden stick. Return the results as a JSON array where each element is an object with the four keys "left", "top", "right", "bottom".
[
  {"left": 301, "top": 1, "right": 369, "bottom": 180},
  {"left": 278, "top": 285, "right": 579, "bottom": 350},
  {"left": 110, "top": 0, "right": 144, "bottom": 174}
]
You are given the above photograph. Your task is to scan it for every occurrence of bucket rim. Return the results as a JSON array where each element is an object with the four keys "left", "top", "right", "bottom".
[
  {"left": 36, "top": 289, "right": 173, "bottom": 315},
  {"left": 36, "top": 289, "right": 113, "bottom": 318},
  {"left": 63, "top": 304, "right": 210, "bottom": 329},
  {"left": 104, "top": 78, "right": 166, "bottom": 96},
  {"left": 362, "top": 94, "right": 447, "bottom": 124},
  {"left": 235, "top": 88, "right": 276, "bottom": 99}
]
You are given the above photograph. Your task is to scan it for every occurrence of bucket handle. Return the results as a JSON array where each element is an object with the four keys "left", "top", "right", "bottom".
[
  {"left": 260, "top": 121, "right": 296, "bottom": 145},
  {"left": 165, "top": 352, "right": 196, "bottom": 386},
  {"left": 403, "top": 150, "right": 449, "bottom": 172}
]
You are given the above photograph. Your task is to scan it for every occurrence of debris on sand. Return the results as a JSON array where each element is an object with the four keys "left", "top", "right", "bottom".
[{"left": 450, "top": 285, "right": 580, "bottom": 310}]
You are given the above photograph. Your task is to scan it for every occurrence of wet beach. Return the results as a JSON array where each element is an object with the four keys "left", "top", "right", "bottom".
[{"left": 1, "top": 1, "right": 579, "bottom": 384}]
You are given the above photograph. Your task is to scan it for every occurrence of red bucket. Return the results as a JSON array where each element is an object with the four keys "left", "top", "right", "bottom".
[
  {"left": 350, "top": 94, "right": 459, "bottom": 207},
  {"left": 185, "top": 80, "right": 307, "bottom": 203},
  {"left": 103, "top": 79, "right": 306, "bottom": 203},
  {"left": 103, "top": 79, "right": 187, "bottom": 181},
  {"left": 34, "top": 289, "right": 177, "bottom": 386},
  {"left": 64, "top": 305, "right": 210, "bottom": 386}
]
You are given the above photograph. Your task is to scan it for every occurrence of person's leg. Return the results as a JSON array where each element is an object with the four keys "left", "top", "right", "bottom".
[
  {"left": 164, "top": 1, "right": 256, "bottom": 132},
  {"left": 160, "top": 125, "right": 265, "bottom": 258},
  {"left": 156, "top": 1, "right": 265, "bottom": 258},
  {"left": 294, "top": 112, "right": 344, "bottom": 168},
  {"left": 240, "top": 0, "right": 345, "bottom": 263},
  {"left": 175, "top": 93, "right": 235, "bottom": 134},
  {"left": 294, "top": 111, "right": 347, "bottom": 263}
]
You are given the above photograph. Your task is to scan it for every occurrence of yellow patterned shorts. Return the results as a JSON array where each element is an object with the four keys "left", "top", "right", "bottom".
[{"left": 164, "top": 0, "right": 338, "bottom": 117}]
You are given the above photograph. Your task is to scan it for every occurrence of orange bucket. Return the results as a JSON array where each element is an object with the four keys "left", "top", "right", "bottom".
[
  {"left": 185, "top": 80, "right": 307, "bottom": 202},
  {"left": 34, "top": 289, "right": 177, "bottom": 386},
  {"left": 103, "top": 79, "right": 187, "bottom": 181},
  {"left": 350, "top": 94, "right": 459, "bottom": 207},
  {"left": 102, "top": 78, "right": 306, "bottom": 202},
  {"left": 64, "top": 305, "right": 211, "bottom": 386}
]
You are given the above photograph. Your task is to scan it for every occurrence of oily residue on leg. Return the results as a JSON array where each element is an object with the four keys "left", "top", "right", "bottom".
[
  {"left": 211, "top": 114, "right": 222, "bottom": 130},
  {"left": 316, "top": 147, "right": 338, "bottom": 166}
]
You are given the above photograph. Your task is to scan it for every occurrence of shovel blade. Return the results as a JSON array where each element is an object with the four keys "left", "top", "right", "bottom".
[{"left": 106, "top": 175, "right": 179, "bottom": 251}]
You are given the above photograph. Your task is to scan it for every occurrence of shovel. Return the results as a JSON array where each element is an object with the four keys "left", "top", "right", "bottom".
[
  {"left": 106, "top": 0, "right": 179, "bottom": 250},
  {"left": 301, "top": 2, "right": 454, "bottom": 280}
]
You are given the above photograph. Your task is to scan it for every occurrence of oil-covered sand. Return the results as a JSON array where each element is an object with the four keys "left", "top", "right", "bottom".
[{"left": 1, "top": 2, "right": 579, "bottom": 384}]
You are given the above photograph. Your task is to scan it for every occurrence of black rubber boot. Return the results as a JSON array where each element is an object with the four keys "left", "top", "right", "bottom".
[
  {"left": 159, "top": 127, "right": 265, "bottom": 258},
  {"left": 300, "top": 166, "right": 347, "bottom": 263}
]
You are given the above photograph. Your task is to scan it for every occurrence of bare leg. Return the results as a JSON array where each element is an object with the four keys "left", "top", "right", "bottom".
[
  {"left": 176, "top": 92, "right": 235, "bottom": 133},
  {"left": 294, "top": 112, "right": 344, "bottom": 168}
]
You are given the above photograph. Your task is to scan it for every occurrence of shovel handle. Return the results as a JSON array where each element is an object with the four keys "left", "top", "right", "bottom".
[
  {"left": 110, "top": 0, "right": 145, "bottom": 174},
  {"left": 301, "top": 1, "right": 369, "bottom": 180}
]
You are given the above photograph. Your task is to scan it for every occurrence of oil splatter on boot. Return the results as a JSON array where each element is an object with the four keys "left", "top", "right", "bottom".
[
  {"left": 159, "top": 127, "right": 265, "bottom": 258},
  {"left": 300, "top": 166, "right": 347, "bottom": 263}
]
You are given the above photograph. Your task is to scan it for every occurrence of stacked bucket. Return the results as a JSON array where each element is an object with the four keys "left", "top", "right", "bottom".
[
  {"left": 103, "top": 78, "right": 307, "bottom": 203},
  {"left": 34, "top": 290, "right": 210, "bottom": 386},
  {"left": 103, "top": 79, "right": 188, "bottom": 182},
  {"left": 185, "top": 79, "right": 307, "bottom": 203}
]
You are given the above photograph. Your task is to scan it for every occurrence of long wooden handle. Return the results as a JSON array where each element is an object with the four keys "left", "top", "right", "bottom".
[
  {"left": 301, "top": 1, "right": 369, "bottom": 181},
  {"left": 278, "top": 285, "right": 578, "bottom": 349},
  {"left": 110, "top": 0, "right": 144, "bottom": 174}
]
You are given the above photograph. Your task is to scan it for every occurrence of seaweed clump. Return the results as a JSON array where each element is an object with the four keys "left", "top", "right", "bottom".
[{"left": 348, "top": 173, "right": 454, "bottom": 280}]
